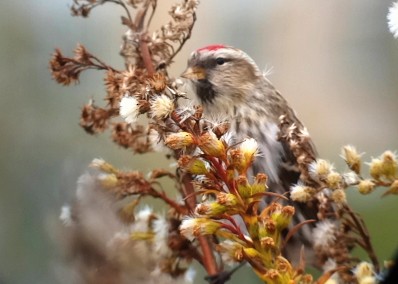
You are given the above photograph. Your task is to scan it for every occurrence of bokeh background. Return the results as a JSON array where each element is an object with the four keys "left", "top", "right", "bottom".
[{"left": 1, "top": 0, "right": 398, "bottom": 283}]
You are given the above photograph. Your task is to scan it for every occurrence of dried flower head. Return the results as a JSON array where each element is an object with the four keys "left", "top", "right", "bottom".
[
  {"left": 150, "top": 94, "right": 175, "bottom": 119},
  {"left": 331, "top": 189, "right": 346, "bottom": 204},
  {"left": 290, "top": 184, "right": 315, "bottom": 202},
  {"left": 342, "top": 145, "right": 363, "bottom": 174},
  {"left": 313, "top": 220, "right": 337, "bottom": 249},
  {"left": 309, "top": 159, "right": 334, "bottom": 180},
  {"left": 358, "top": 180, "right": 375, "bottom": 195}
]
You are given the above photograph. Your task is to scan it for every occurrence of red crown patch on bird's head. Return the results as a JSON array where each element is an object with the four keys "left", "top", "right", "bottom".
[{"left": 196, "top": 44, "right": 227, "bottom": 53}]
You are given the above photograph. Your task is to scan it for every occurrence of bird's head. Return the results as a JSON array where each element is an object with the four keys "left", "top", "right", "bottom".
[{"left": 181, "top": 45, "right": 263, "bottom": 115}]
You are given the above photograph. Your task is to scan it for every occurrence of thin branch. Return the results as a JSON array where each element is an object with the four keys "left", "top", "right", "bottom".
[
  {"left": 343, "top": 204, "right": 380, "bottom": 272},
  {"left": 166, "top": 10, "right": 197, "bottom": 65}
]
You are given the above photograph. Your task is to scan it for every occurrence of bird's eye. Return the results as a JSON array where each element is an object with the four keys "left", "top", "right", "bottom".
[{"left": 215, "top": 57, "right": 225, "bottom": 65}]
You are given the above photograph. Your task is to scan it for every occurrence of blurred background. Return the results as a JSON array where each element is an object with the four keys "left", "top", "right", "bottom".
[{"left": 1, "top": 0, "right": 397, "bottom": 283}]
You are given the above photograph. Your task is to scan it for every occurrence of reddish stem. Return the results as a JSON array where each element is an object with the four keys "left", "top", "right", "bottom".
[
  {"left": 181, "top": 173, "right": 219, "bottom": 277},
  {"left": 139, "top": 34, "right": 155, "bottom": 76}
]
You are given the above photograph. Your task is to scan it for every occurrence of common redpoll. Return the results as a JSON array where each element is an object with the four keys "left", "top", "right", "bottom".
[{"left": 182, "top": 44, "right": 318, "bottom": 262}]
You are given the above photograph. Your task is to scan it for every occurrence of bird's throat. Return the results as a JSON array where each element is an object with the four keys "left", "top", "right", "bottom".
[{"left": 194, "top": 79, "right": 216, "bottom": 104}]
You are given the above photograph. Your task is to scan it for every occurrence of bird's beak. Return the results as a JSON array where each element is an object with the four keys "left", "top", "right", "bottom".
[{"left": 181, "top": 67, "right": 206, "bottom": 80}]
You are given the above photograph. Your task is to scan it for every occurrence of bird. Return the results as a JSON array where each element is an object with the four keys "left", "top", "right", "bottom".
[{"left": 181, "top": 44, "right": 318, "bottom": 264}]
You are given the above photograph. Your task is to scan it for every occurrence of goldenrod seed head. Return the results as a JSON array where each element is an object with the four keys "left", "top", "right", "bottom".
[
  {"left": 198, "top": 131, "right": 226, "bottom": 157},
  {"left": 150, "top": 94, "right": 174, "bottom": 119},
  {"left": 165, "top": 132, "right": 195, "bottom": 149},
  {"left": 326, "top": 172, "right": 343, "bottom": 190},
  {"left": 368, "top": 158, "right": 383, "bottom": 180},
  {"left": 309, "top": 159, "right": 334, "bottom": 180},
  {"left": 358, "top": 180, "right": 375, "bottom": 195},
  {"left": 381, "top": 150, "right": 398, "bottom": 180},
  {"left": 290, "top": 184, "right": 315, "bottom": 202},
  {"left": 342, "top": 145, "right": 362, "bottom": 173}
]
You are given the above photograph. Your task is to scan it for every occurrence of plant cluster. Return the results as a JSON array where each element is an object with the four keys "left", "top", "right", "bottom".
[{"left": 51, "top": 1, "right": 397, "bottom": 283}]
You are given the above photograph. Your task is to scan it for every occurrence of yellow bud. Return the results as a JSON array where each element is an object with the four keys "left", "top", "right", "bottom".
[
  {"left": 260, "top": 236, "right": 275, "bottom": 249},
  {"left": 236, "top": 175, "right": 252, "bottom": 198},
  {"left": 178, "top": 155, "right": 208, "bottom": 175},
  {"left": 252, "top": 173, "right": 268, "bottom": 195},
  {"left": 342, "top": 145, "right": 362, "bottom": 174},
  {"left": 243, "top": 247, "right": 262, "bottom": 259},
  {"left": 358, "top": 180, "right": 375, "bottom": 195},
  {"left": 229, "top": 148, "right": 245, "bottom": 173},
  {"left": 265, "top": 219, "right": 277, "bottom": 235},
  {"left": 275, "top": 256, "right": 292, "bottom": 274},
  {"left": 198, "top": 131, "right": 226, "bottom": 158},
  {"left": 180, "top": 218, "right": 221, "bottom": 240},
  {"left": 195, "top": 202, "right": 227, "bottom": 217},
  {"left": 216, "top": 193, "right": 239, "bottom": 207},
  {"left": 273, "top": 206, "right": 295, "bottom": 230},
  {"left": 264, "top": 269, "right": 282, "bottom": 283},
  {"left": 165, "top": 132, "right": 195, "bottom": 149}
]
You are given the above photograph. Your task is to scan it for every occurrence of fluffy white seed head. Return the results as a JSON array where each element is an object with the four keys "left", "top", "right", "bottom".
[
  {"left": 120, "top": 95, "right": 140, "bottom": 124},
  {"left": 150, "top": 94, "right": 174, "bottom": 119},
  {"left": 313, "top": 220, "right": 337, "bottom": 249}
]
